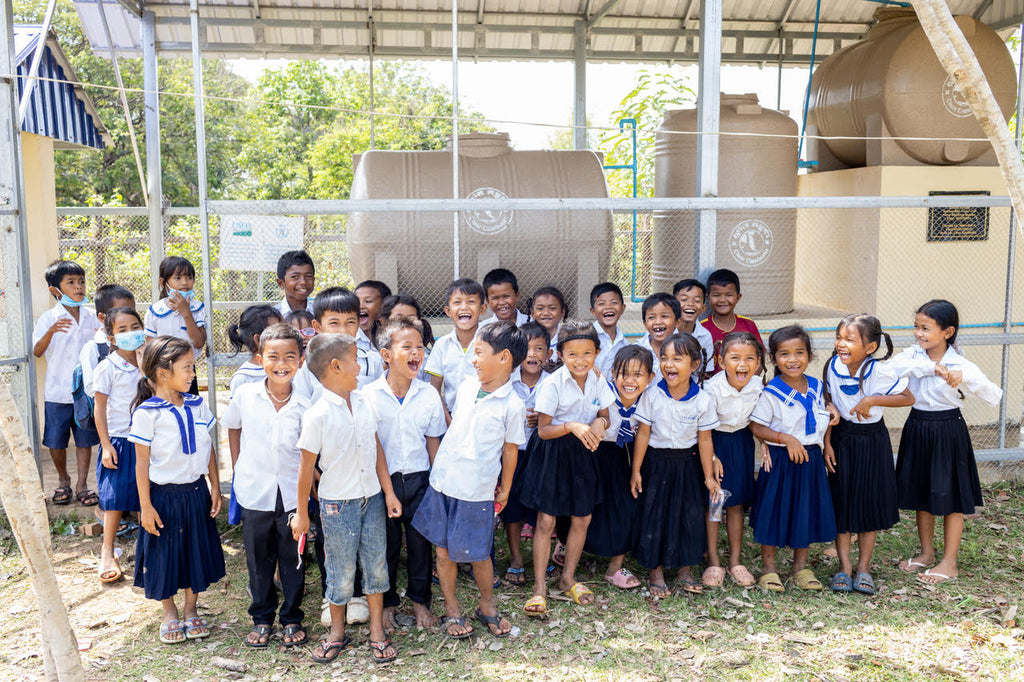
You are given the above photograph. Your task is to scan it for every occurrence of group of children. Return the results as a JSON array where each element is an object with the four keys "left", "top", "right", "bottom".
[{"left": 30, "top": 250, "right": 1003, "bottom": 661}]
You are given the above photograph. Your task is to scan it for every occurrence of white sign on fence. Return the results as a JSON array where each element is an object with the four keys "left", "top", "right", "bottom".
[{"left": 219, "top": 215, "right": 304, "bottom": 272}]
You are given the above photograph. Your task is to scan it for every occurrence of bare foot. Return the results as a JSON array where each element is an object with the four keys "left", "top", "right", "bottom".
[
  {"left": 382, "top": 606, "right": 396, "bottom": 634},
  {"left": 413, "top": 602, "right": 437, "bottom": 628}
]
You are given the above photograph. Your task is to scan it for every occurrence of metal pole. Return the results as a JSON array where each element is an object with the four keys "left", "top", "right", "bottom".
[
  {"left": 368, "top": 1, "right": 375, "bottom": 149},
  {"left": 0, "top": 0, "right": 41, "bottom": 470},
  {"left": 16, "top": 0, "right": 55, "bottom": 125},
  {"left": 189, "top": 0, "right": 219, "bottom": 427},
  {"left": 695, "top": 0, "right": 721, "bottom": 280},
  {"left": 143, "top": 11, "right": 164, "bottom": 302},
  {"left": 1001, "top": 24, "right": 1023, "bottom": 449},
  {"left": 776, "top": 28, "right": 784, "bottom": 110},
  {"left": 451, "top": 0, "right": 460, "bottom": 280},
  {"left": 573, "top": 19, "right": 587, "bottom": 150}
]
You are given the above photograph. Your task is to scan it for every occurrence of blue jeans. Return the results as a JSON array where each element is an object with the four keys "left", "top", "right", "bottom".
[{"left": 320, "top": 493, "right": 389, "bottom": 606}]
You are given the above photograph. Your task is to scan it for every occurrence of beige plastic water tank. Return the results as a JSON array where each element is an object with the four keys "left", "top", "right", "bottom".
[
  {"left": 348, "top": 133, "right": 613, "bottom": 316},
  {"left": 652, "top": 94, "right": 799, "bottom": 314},
  {"left": 807, "top": 8, "right": 1016, "bottom": 168}
]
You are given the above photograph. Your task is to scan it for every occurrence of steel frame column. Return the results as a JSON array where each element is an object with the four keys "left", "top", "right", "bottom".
[
  {"left": 451, "top": 0, "right": 460, "bottom": 279},
  {"left": 695, "top": 0, "right": 721, "bottom": 280},
  {"left": 143, "top": 10, "right": 164, "bottom": 301},
  {"left": 573, "top": 19, "right": 587, "bottom": 150}
]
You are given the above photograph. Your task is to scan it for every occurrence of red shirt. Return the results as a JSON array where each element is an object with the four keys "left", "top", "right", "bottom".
[{"left": 706, "top": 315, "right": 762, "bottom": 374}]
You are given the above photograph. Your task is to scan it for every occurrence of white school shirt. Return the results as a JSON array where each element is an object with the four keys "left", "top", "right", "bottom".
[
  {"left": 593, "top": 321, "right": 629, "bottom": 379},
  {"left": 825, "top": 355, "right": 908, "bottom": 424},
  {"left": 364, "top": 374, "right": 447, "bottom": 475},
  {"left": 292, "top": 343, "right": 381, "bottom": 403},
  {"left": 702, "top": 371, "right": 764, "bottom": 433},
  {"left": 423, "top": 329, "right": 474, "bottom": 410},
  {"left": 128, "top": 394, "right": 216, "bottom": 485},
  {"left": 887, "top": 345, "right": 1003, "bottom": 411},
  {"left": 691, "top": 321, "right": 715, "bottom": 374},
  {"left": 296, "top": 389, "right": 381, "bottom": 501},
  {"left": 78, "top": 329, "right": 110, "bottom": 397},
  {"left": 479, "top": 310, "right": 530, "bottom": 328},
  {"left": 92, "top": 353, "right": 141, "bottom": 438},
  {"left": 602, "top": 381, "right": 644, "bottom": 443},
  {"left": 274, "top": 297, "right": 315, "bottom": 319},
  {"left": 429, "top": 378, "right": 527, "bottom": 502},
  {"left": 636, "top": 334, "right": 662, "bottom": 383},
  {"left": 221, "top": 381, "right": 309, "bottom": 512},
  {"left": 534, "top": 364, "right": 616, "bottom": 425},
  {"left": 749, "top": 375, "right": 830, "bottom": 448},
  {"left": 356, "top": 328, "right": 385, "bottom": 383},
  {"left": 144, "top": 297, "right": 207, "bottom": 359},
  {"left": 635, "top": 379, "right": 719, "bottom": 448},
  {"left": 229, "top": 360, "right": 266, "bottom": 397},
  {"left": 31, "top": 302, "right": 103, "bottom": 403},
  {"left": 510, "top": 366, "right": 550, "bottom": 449}
]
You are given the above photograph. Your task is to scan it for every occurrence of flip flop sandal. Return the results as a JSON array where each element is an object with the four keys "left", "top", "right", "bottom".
[
  {"left": 475, "top": 608, "right": 511, "bottom": 638},
  {"left": 552, "top": 542, "right": 566, "bottom": 568},
  {"left": 98, "top": 557, "right": 122, "bottom": 584},
  {"left": 677, "top": 575, "right": 704, "bottom": 594},
  {"left": 758, "top": 572, "right": 785, "bottom": 593},
  {"left": 311, "top": 635, "right": 352, "bottom": 663},
  {"left": 701, "top": 566, "right": 726, "bottom": 588},
  {"left": 852, "top": 572, "right": 876, "bottom": 595},
  {"left": 566, "top": 582, "right": 595, "bottom": 605},
  {"left": 282, "top": 624, "right": 307, "bottom": 647},
  {"left": 545, "top": 564, "right": 561, "bottom": 581},
  {"left": 899, "top": 557, "right": 931, "bottom": 573},
  {"left": 792, "top": 568, "right": 823, "bottom": 591},
  {"left": 117, "top": 521, "right": 139, "bottom": 538},
  {"left": 440, "top": 615, "right": 473, "bottom": 639},
  {"left": 830, "top": 572, "right": 853, "bottom": 593},
  {"left": 521, "top": 524, "right": 534, "bottom": 539},
  {"left": 605, "top": 568, "right": 641, "bottom": 589},
  {"left": 159, "top": 619, "right": 186, "bottom": 644},
  {"left": 647, "top": 581, "right": 673, "bottom": 598},
  {"left": 523, "top": 595, "right": 547, "bottom": 617},
  {"left": 728, "top": 564, "right": 756, "bottom": 587},
  {"left": 504, "top": 566, "right": 527, "bottom": 585},
  {"left": 917, "top": 569, "right": 957, "bottom": 584},
  {"left": 369, "top": 636, "right": 397, "bottom": 664},
  {"left": 76, "top": 489, "right": 99, "bottom": 506},
  {"left": 52, "top": 486, "right": 72, "bottom": 506},
  {"left": 245, "top": 624, "right": 273, "bottom": 648},
  {"left": 183, "top": 617, "right": 210, "bottom": 640}
]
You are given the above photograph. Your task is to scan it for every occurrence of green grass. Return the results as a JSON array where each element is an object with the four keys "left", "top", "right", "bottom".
[{"left": 1, "top": 486, "right": 1023, "bottom": 680}]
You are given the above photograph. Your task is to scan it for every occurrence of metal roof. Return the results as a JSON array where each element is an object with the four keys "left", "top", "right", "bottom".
[
  {"left": 15, "top": 25, "right": 111, "bottom": 150},
  {"left": 75, "top": 0, "right": 1023, "bottom": 64}
]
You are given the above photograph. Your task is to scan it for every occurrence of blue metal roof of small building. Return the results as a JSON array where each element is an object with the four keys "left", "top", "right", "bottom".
[{"left": 14, "top": 25, "right": 111, "bottom": 151}]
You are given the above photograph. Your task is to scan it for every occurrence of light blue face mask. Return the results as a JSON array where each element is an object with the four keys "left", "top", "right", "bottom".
[
  {"left": 114, "top": 329, "right": 147, "bottom": 352},
  {"left": 54, "top": 291, "right": 89, "bottom": 307},
  {"left": 168, "top": 288, "right": 194, "bottom": 301}
]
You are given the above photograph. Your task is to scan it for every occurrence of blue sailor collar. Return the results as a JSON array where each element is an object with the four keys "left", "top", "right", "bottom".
[
  {"left": 764, "top": 375, "right": 821, "bottom": 436},
  {"left": 829, "top": 355, "right": 875, "bottom": 395},
  {"left": 149, "top": 297, "right": 204, "bottom": 318},
  {"left": 657, "top": 377, "right": 700, "bottom": 402},
  {"left": 135, "top": 394, "right": 204, "bottom": 455}
]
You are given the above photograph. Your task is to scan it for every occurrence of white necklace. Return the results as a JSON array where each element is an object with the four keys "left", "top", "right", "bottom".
[{"left": 267, "top": 387, "right": 292, "bottom": 404}]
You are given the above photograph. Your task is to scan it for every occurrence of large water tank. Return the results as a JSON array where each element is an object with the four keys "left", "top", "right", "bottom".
[
  {"left": 348, "top": 133, "right": 613, "bottom": 315},
  {"left": 807, "top": 8, "right": 1016, "bottom": 168},
  {"left": 652, "top": 94, "right": 799, "bottom": 315}
]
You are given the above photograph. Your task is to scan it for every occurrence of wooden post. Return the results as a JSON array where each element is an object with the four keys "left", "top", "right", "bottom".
[{"left": 0, "top": 384, "right": 84, "bottom": 682}]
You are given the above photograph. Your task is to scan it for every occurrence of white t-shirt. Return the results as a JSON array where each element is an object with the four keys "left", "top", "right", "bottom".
[
  {"left": 296, "top": 389, "right": 381, "bottom": 501},
  {"left": 31, "top": 302, "right": 103, "bottom": 403},
  {"left": 887, "top": 345, "right": 1002, "bottom": 411},
  {"left": 635, "top": 379, "right": 719, "bottom": 448},
  {"left": 825, "top": 355, "right": 908, "bottom": 424},
  {"left": 702, "top": 371, "right": 764, "bottom": 433},
  {"left": 128, "top": 394, "right": 216, "bottom": 485},
  {"left": 750, "top": 375, "right": 830, "bottom": 448},
  {"left": 144, "top": 298, "right": 207, "bottom": 358},
  {"left": 92, "top": 353, "right": 141, "bottom": 438},
  {"left": 363, "top": 374, "right": 447, "bottom": 475}
]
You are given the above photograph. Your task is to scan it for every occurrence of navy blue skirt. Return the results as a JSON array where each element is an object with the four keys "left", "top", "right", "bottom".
[
  {"left": 134, "top": 478, "right": 226, "bottom": 601},
  {"left": 632, "top": 446, "right": 706, "bottom": 570},
  {"left": 749, "top": 444, "right": 836, "bottom": 549},
  {"left": 499, "top": 446, "right": 537, "bottom": 526},
  {"left": 896, "top": 408, "right": 983, "bottom": 516},
  {"left": 519, "top": 432, "right": 602, "bottom": 518},
  {"left": 96, "top": 437, "right": 140, "bottom": 513},
  {"left": 585, "top": 441, "right": 637, "bottom": 557},
  {"left": 829, "top": 418, "right": 898, "bottom": 533},
  {"left": 712, "top": 428, "right": 756, "bottom": 508},
  {"left": 412, "top": 485, "right": 494, "bottom": 563}
]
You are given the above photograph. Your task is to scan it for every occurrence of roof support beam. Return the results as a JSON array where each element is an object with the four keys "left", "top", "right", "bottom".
[
  {"left": 573, "top": 19, "right": 587, "bottom": 149},
  {"left": 972, "top": 0, "right": 994, "bottom": 21},
  {"left": 143, "top": 10, "right": 164, "bottom": 300},
  {"left": 477, "top": 0, "right": 485, "bottom": 24},
  {"left": 695, "top": 0, "right": 721, "bottom": 281},
  {"left": 587, "top": 0, "right": 622, "bottom": 28}
]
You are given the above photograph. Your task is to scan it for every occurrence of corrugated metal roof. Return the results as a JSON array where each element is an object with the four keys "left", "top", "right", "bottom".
[
  {"left": 76, "top": 0, "right": 1021, "bottom": 63},
  {"left": 14, "top": 25, "right": 112, "bottom": 150}
]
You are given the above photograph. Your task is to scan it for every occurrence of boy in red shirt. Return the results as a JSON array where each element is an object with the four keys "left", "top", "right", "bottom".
[{"left": 704, "top": 269, "right": 762, "bottom": 374}]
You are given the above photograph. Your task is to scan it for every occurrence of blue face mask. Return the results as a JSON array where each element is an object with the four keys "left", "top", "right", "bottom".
[
  {"left": 168, "top": 288, "right": 194, "bottom": 301},
  {"left": 55, "top": 292, "right": 89, "bottom": 307},
  {"left": 114, "top": 329, "right": 147, "bottom": 352}
]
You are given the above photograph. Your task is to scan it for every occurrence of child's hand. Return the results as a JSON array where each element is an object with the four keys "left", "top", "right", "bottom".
[
  {"left": 495, "top": 487, "right": 510, "bottom": 511},
  {"left": 824, "top": 444, "right": 837, "bottom": 473},
  {"left": 784, "top": 435, "right": 808, "bottom": 464},
  {"left": 630, "top": 471, "right": 643, "bottom": 498},
  {"left": 101, "top": 444, "right": 118, "bottom": 469},
  {"left": 385, "top": 493, "right": 402, "bottom": 519},
  {"left": 711, "top": 456, "right": 724, "bottom": 482},
  {"left": 761, "top": 444, "right": 773, "bottom": 473},
  {"left": 165, "top": 290, "right": 188, "bottom": 314},
  {"left": 827, "top": 403, "right": 841, "bottom": 426},
  {"left": 209, "top": 492, "right": 222, "bottom": 518},
  {"left": 570, "top": 422, "right": 600, "bottom": 451},
  {"left": 49, "top": 318, "right": 72, "bottom": 335},
  {"left": 934, "top": 364, "right": 949, "bottom": 380},
  {"left": 141, "top": 505, "right": 163, "bottom": 536},
  {"left": 525, "top": 409, "right": 538, "bottom": 429},
  {"left": 704, "top": 477, "right": 722, "bottom": 496},
  {"left": 944, "top": 369, "right": 963, "bottom": 389},
  {"left": 590, "top": 418, "right": 607, "bottom": 441},
  {"left": 849, "top": 397, "right": 874, "bottom": 422},
  {"left": 290, "top": 512, "right": 310, "bottom": 541}
]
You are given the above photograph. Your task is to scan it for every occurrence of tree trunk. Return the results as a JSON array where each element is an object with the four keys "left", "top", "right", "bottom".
[
  {"left": 909, "top": 0, "right": 1024, "bottom": 221},
  {"left": 0, "top": 384, "right": 85, "bottom": 682}
]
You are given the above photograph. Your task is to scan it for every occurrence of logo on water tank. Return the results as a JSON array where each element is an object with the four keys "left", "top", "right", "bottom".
[
  {"left": 942, "top": 75, "right": 972, "bottom": 118},
  {"left": 729, "top": 220, "right": 773, "bottom": 267},
  {"left": 465, "top": 187, "right": 513, "bottom": 235}
]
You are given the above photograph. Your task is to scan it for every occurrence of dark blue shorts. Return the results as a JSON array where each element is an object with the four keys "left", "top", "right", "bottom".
[
  {"left": 412, "top": 485, "right": 494, "bottom": 563},
  {"left": 43, "top": 401, "right": 99, "bottom": 449}
]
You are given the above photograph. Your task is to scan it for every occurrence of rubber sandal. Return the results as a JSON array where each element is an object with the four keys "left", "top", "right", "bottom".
[
  {"left": 183, "top": 617, "right": 210, "bottom": 640},
  {"left": 524, "top": 595, "right": 547, "bottom": 617},
  {"left": 677, "top": 575, "right": 703, "bottom": 594},
  {"left": 917, "top": 569, "right": 957, "bottom": 584},
  {"left": 792, "top": 568, "right": 823, "bottom": 591},
  {"left": 552, "top": 541, "right": 566, "bottom": 568},
  {"left": 758, "top": 572, "right": 785, "bottom": 593},
  {"left": 76, "top": 489, "right": 99, "bottom": 506},
  {"left": 565, "top": 582, "right": 595, "bottom": 605},
  {"left": 728, "top": 564, "right": 756, "bottom": 587},
  {"left": 440, "top": 615, "right": 473, "bottom": 639},
  {"left": 899, "top": 557, "right": 931, "bottom": 573},
  {"left": 647, "top": 581, "right": 672, "bottom": 598},
  {"left": 701, "top": 566, "right": 725, "bottom": 588},
  {"left": 98, "top": 556, "right": 122, "bottom": 584},
  {"left": 474, "top": 608, "right": 511, "bottom": 638},
  {"left": 605, "top": 568, "right": 641, "bottom": 590},
  {"left": 282, "top": 624, "right": 307, "bottom": 647},
  {"left": 311, "top": 635, "right": 352, "bottom": 663},
  {"left": 852, "top": 572, "right": 876, "bottom": 595},
  {"left": 521, "top": 523, "right": 534, "bottom": 539},
  {"left": 159, "top": 619, "right": 186, "bottom": 644},
  {"left": 245, "top": 624, "right": 272, "bottom": 648},
  {"left": 545, "top": 564, "right": 561, "bottom": 581},
  {"left": 369, "top": 636, "right": 397, "bottom": 664},
  {"left": 52, "top": 486, "right": 72, "bottom": 506},
  {"left": 504, "top": 566, "right": 527, "bottom": 585},
  {"left": 830, "top": 572, "right": 853, "bottom": 593}
]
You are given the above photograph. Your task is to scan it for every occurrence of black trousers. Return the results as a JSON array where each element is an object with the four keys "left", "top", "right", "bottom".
[
  {"left": 384, "top": 471, "right": 432, "bottom": 608},
  {"left": 241, "top": 491, "right": 305, "bottom": 626}
]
